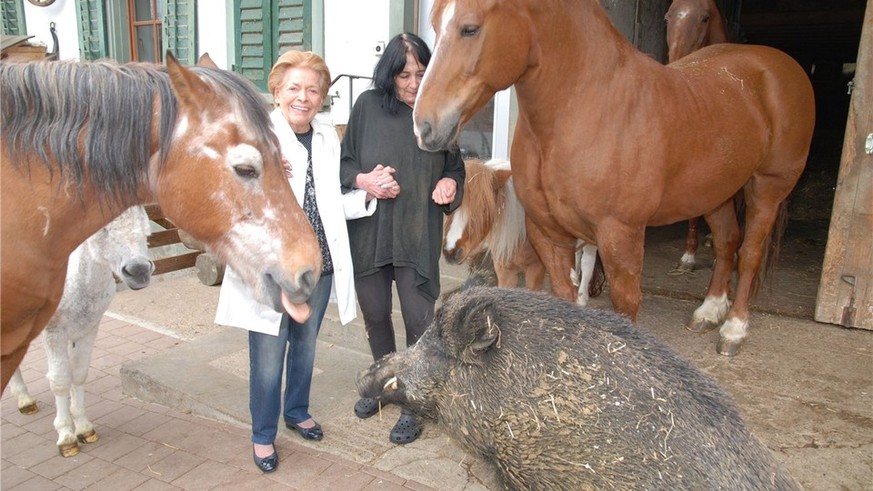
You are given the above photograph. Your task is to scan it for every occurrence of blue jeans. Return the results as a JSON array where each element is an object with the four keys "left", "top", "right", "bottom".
[{"left": 249, "top": 274, "right": 332, "bottom": 445}]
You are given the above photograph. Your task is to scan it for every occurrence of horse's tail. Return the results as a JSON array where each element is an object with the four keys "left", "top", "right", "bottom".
[
  {"left": 587, "top": 252, "right": 606, "bottom": 298},
  {"left": 751, "top": 199, "right": 789, "bottom": 298}
]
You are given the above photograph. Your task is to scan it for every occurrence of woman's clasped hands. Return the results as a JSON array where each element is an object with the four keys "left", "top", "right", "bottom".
[{"left": 364, "top": 164, "right": 400, "bottom": 200}]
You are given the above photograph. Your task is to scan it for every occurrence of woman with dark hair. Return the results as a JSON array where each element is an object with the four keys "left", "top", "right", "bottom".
[{"left": 340, "top": 32, "right": 465, "bottom": 445}]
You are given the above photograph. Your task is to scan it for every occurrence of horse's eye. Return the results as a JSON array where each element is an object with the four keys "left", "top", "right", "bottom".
[
  {"left": 234, "top": 165, "right": 259, "bottom": 179},
  {"left": 461, "top": 25, "right": 479, "bottom": 37},
  {"left": 701, "top": 15, "right": 710, "bottom": 23}
]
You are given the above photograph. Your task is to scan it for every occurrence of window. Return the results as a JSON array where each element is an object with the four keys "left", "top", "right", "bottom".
[{"left": 129, "top": 0, "right": 163, "bottom": 62}]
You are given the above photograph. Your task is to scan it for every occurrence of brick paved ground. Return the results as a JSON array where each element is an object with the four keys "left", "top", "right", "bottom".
[{"left": 1, "top": 317, "right": 433, "bottom": 491}]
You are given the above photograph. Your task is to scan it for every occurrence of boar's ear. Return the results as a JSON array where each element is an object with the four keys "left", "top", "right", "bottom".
[{"left": 459, "top": 300, "right": 502, "bottom": 364}]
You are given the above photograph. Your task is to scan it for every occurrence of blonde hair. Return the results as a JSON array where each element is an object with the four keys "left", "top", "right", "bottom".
[{"left": 267, "top": 51, "right": 331, "bottom": 100}]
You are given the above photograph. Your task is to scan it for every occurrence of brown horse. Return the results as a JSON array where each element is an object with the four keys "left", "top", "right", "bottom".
[
  {"left": 666, "top": 0, "right": 732, "bottom": 273},
  {"left": 442, "top": 158, "right": 602, "bottom": 305},
  {"left": 0, "top": 54, "right": 322, "bottom": 391},
  {"left": 414, "top": 0, "right": 815, "bottom": 355}
]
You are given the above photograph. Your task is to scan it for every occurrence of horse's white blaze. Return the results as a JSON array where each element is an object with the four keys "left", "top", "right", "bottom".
[
  {"left": 719, "top": 316, "right": 749, "bottom": 341},
  {"left": 444, "top": 208, "right": 469, "bottom": 251},
  {"left": 415, "top": 1, "right": 456, "bottom": 140},
  {"left": 174, "top": 115, "right": 190, "bottom": 138},
  {"left": 693, "top": 294, "right": 730, "bottom": 324},
  {"left": 200, "top": 145, "right": 221, "bottom": 161}
]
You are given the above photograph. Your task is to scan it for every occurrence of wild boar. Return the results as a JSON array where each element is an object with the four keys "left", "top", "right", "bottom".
[{"left": 357, "top": 287, "right": 799, "bottom": 490}]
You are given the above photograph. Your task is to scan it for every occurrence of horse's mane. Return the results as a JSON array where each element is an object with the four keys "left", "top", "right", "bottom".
[
  {"left": 0, "top": 59, "right": 273, "bottom": 207},
  {"left": 460, "top": 159, "right": 526, "bottom": 264}
]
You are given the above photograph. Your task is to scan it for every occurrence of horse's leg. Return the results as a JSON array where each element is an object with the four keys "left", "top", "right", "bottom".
[
  {"left": 43, "top": 329, "right": 80, "bottom": 457},
  {"left": 595, "top": 224, "right": 645, "bottom": 321},
  {"left": 494, "top": 261, "right": 520, "bottom": 288},
  {"left": 519, "top": 241, "right": 545, "bottom": 291},
  {"left": 525, "top": 218, "right": 576, "bottom": 301},
  {"left": 574, "top": 243, "right": 598, "bottom": 307},
  {"left": 717, "top": 178, "right": 793, "bottom": 356},
  {"left": 69, "top": 328, "right": 99, "bottom": 445},
  {"left": 687, "top": 201, "right": 741, "bottom": 333},
  {"left": 672, "top": 217, "right": 700, "bottom": 274},
  {"left": 1, "top": 347, "right": 30, "bottom": 392},
  {"left": 8, "top": 368, "right": 38, "bottom": 414}
]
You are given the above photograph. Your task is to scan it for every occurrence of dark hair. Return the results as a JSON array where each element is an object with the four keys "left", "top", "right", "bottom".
[{"left": 372, "top": 32, "right": 431, "bottom": 114}]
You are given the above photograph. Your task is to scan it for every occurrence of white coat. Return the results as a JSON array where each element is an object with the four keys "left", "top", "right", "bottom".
[{"left": 214, "top": 110, "right": 376, "bottom": 335}]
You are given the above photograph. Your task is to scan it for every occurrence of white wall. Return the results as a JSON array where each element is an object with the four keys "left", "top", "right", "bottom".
[
  {"left": 22, "top": 0, "right": 79, "bottom": 60},
  {"left": 197, "top": 1, "right": 230, "bottom": 69},
  {"left": 323, "top": 0, "right": 389, "bottom": 124}
]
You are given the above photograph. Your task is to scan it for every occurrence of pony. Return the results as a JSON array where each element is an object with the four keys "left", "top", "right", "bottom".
[
  {"left": 666, "top": 0, "right": 732, "bottom": 273},
  {"left": 442, "top": 158, "right": 602, "bottom": 305},
  {"left": 413, "top": 0, "right": 815, "bottom": 356},
  {"left": 7, "top": 206, "right": 153, "bottom": 457},
  {"left": 0, "top": 53, "right": 321, "bottom": 390}
]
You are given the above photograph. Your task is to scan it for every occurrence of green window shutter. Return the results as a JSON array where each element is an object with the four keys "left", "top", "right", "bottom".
[
  {"left": 163, "top": 0, "right": 197, "bottom": 65},
  {"left": 234, "top": 0, "right": 310, "bottom": 91},
  {"left": 236, "top": 0, "right": 272, "bottom": 91},
  {"left": 275, "top": 0, "right": 307, "bottom": 55},
  {"left": 76, "top": 0, "right": 107, "bottom": 60},
  {"left": 1, "top": 0, "right": 26, "bottom": 36}
]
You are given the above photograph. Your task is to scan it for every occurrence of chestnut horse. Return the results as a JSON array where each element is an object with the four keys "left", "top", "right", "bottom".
[
  {"left": 442, "top": 158, "right": 602, "bottom": 305},
  {"left": 0, "top": 54, "right": 321, "bottom": 391},
  {"left": 414, "top": 0, "right": 815, "bottom": 355},
  {"left": 666, "top": 0, "right": 732, "bottom": 273}
]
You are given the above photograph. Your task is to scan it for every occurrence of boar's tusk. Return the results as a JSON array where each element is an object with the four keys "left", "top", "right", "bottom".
[{"left": 384, "top": 376, "right": 399, "bottom": 391}]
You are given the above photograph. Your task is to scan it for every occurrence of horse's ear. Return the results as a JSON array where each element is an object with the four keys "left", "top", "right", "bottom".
[
  {"left": 198, "top": 52, "right": 219, "bottom": 69},
  {"left": 494, "top": 169, "right": 512, "bottom": 190},
  {"left": 166, "top": 51, "right": 210, "bottom": 112}
]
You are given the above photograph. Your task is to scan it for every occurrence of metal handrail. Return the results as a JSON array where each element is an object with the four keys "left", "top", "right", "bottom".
[{"left": 327, "top": 73, "right": 372, "bottom": 116}]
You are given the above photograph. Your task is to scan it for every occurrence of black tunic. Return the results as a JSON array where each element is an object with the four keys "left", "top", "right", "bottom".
[{"left": 340, "top": 90, "right": 465, "bottom": 301}]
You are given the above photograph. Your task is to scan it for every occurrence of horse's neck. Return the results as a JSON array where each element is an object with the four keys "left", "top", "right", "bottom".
[
  {"left": 516, "top": 0, "right": 656, "bottom": 126},
  {"left": 708, "top": 10, "right": 730, "bottom": 44},
  {"left": 67, "top": 239, "right": 114, "bottom": 290}
]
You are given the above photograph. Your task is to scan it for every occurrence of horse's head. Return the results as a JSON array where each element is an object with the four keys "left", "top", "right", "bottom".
[
  {"left": 414, "top": 0, "right": 539, "bottom": 151},
  {"left": 665, "top": 0, "right": 728, "bottom": 63},
  {"left": 442, "top": 159, "right": 511, "bottom": 264},
  {"left": 86, "top": 206, "right": 154, "bottom": 291},
  {"left": 158, "top": 54, "right": 321, "bottom": 320}
]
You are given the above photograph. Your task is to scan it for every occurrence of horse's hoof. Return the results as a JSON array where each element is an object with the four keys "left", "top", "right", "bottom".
[
  {"left": 18, "top": 402, "right": 38, "bottom": 415},
  {"left": 686, "top": 318, "right": 718, "bottom": 333},
  {"left": 668, "top": 263, "right": 695, "bottom": 275},
  {"left": 59, "top": 442, "right": 80, "bottom": 458},
  {"left": 77, "top": 430, "right": 99, "bottom": 444},
  {"left": 716, "top": 337, "right": 743, "bottom": 357}
]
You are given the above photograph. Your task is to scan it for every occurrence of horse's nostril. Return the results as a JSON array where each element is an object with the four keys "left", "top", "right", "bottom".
[
  {"left": 299, "top": 269, "right": 318, "bottom": 295},
  {"left": 419, "top": 121, "right": 431, "bottom": 139}
]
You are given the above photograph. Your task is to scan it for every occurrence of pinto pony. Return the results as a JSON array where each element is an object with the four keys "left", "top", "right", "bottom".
[
  {"left": 666, "top": 0, "right": 733, "bottom": 273},
  {"left": 0, "top": 54, "right": 321, "bottom": 391},
  {"left": 442, "top": 158, "right": 602, "bottom": 305},
  {"left": 8, "top": 206, "right": 154, "bottom": 457},
  {"left": 413, "top": 0, "right": 815, "bottom": 355}
]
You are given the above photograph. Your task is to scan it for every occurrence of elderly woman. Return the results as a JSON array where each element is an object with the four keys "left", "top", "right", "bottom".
[
  {"left": 340, "top": 32, "right": 465, "bottom": 445},
  {"left": 215, "top": 50, "right": 376, "bottom": 473}
]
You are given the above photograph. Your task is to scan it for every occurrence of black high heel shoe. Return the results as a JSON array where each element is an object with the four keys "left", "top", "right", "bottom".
[
  {"left": 252, "top": 446, "right": 278, "bottom": 473},
  {"left": 286, "top": 420, "right": 324, "bottom": 441}
]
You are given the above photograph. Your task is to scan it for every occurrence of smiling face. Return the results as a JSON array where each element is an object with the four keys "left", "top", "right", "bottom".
[
  {"left": 274, "top": 67, "right": 325, "bottom": 133},
  {"left": 394, "top": 52, "right": 425, "bottom": 108}
]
